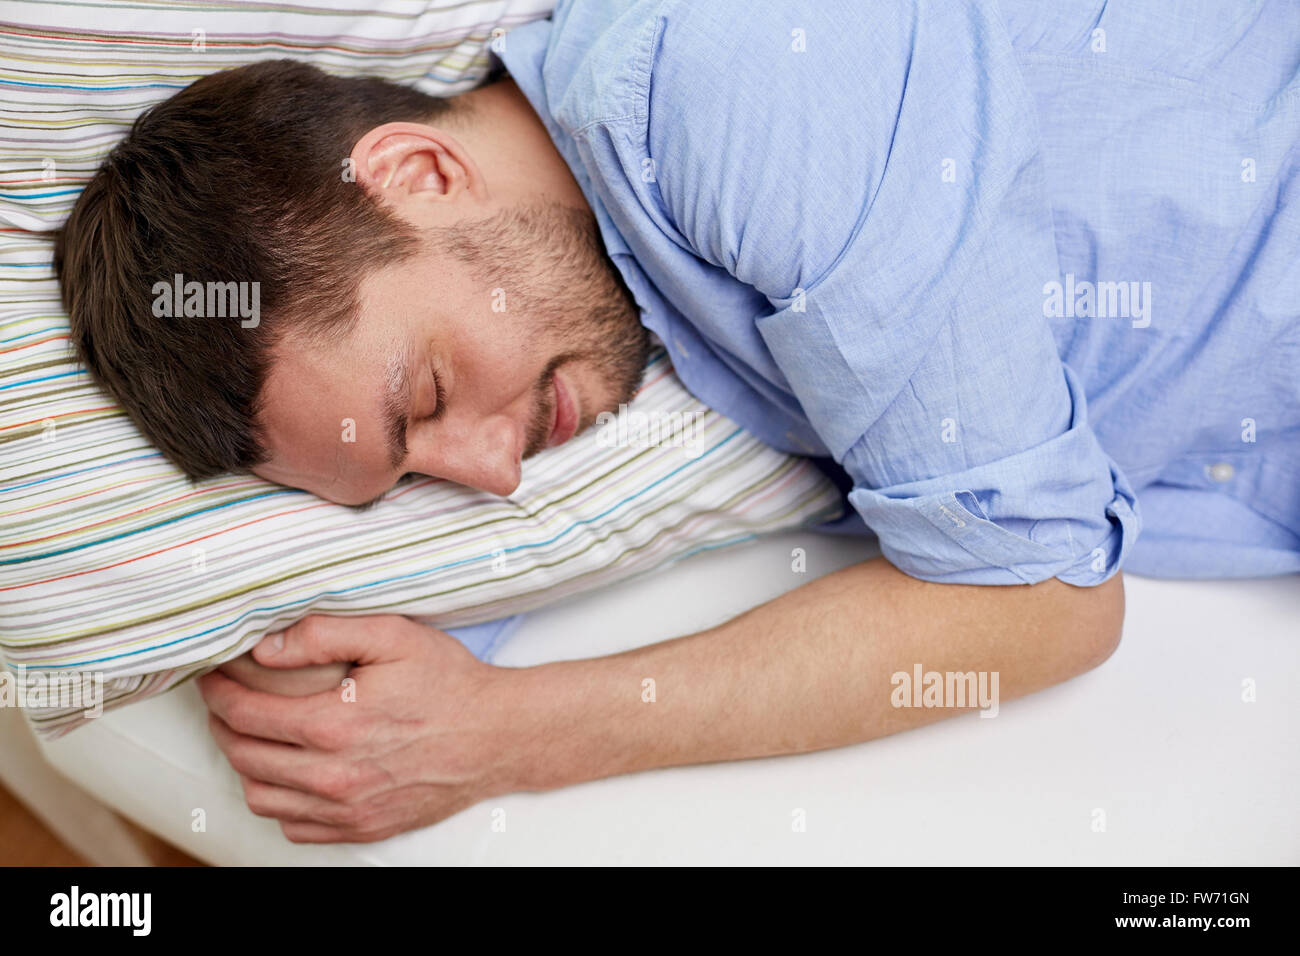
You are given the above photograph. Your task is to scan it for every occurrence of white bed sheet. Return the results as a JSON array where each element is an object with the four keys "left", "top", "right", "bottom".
[{"left": 36, "top": 531, "right": 1300, "bottom": 865}]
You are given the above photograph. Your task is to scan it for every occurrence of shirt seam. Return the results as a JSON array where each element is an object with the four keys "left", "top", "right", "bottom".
[
  {"left": 571, "top": 111, "right": 641, "bottom": 138},
  {"left": 570, "top": 9, "right": 662, "bottom": 137}
]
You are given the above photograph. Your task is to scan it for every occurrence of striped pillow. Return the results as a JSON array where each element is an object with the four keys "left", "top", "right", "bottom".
[{"left": 0, "top": 1, "right": 843, "bottom": 737}]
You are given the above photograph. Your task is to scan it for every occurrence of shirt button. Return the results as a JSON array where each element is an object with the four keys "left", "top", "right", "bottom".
[{"left": 1206, "top": 462, "right": 1235, "bottom": 482}]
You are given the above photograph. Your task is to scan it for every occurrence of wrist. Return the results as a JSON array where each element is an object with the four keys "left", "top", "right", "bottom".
[{"left": 489, "top": 657, "right": 626, "bottom": 793}]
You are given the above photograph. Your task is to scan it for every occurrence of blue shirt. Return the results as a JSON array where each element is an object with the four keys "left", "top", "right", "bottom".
[{"left": 496, "top": 0, "right": 1300, "bottom": 586}]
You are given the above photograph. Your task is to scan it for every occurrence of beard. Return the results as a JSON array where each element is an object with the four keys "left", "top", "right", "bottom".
[{"left": 435, "top": 202, "right": 652, "bottom": 459}]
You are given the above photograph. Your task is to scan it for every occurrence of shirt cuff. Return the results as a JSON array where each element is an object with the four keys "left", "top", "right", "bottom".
[{"left": 845, "top": 422, "right": 1142, "bottom": 587}]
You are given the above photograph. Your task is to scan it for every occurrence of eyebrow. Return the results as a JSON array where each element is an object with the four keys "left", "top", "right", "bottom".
[{"left": 381, "top": 348, "right": 412, "bottom": 472}]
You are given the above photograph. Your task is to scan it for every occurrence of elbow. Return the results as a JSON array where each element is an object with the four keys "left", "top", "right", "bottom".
[{"left": 1078, "top": 570, "right": 1126, "bottom": 673}]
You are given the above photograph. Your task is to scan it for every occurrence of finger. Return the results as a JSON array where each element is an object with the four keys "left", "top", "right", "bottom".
[
  {"left": 238, "top": 774, "right": 353, "bottom": 826},
  {"left": 252, "top": 613, "right": 409, "bottom": 670},
  {"left": 198, "top": 669, "right": 336, "bottom": 747},
  {"left": 279, "top": 820, "right": 358, "bottom": 844},
  {"left": 208, "top": 713, "right": 345, "bottom": 793},
  {"left": 219, "top": 652, "right": 351, "bottom": 697}
]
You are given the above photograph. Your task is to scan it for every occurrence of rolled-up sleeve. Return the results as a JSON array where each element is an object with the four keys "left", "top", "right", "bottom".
[
  {"left": 842, "top": 362, "right": 1141, "bottom": 586},
  {"left": 653, "top": 0, "right": 1142, "bottom": 585}
]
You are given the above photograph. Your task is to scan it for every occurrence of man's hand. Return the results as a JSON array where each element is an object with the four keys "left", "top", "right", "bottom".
[{"left": 197, "top": 614, "right": 529, "bottom": 843}]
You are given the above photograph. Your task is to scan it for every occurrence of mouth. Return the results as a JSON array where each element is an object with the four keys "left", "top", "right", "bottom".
[{"left": 546, "top": 371, "right": 579, "bottom": 448}]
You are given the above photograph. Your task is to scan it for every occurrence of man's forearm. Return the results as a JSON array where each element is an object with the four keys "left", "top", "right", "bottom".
[{"left": 503, "top": 556, "right": 1125, "bottom": 792}]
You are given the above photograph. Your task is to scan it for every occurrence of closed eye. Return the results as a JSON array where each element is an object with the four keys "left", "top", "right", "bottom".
[{"left": 420, "top": 364, "right": 447, "bottom": 425}]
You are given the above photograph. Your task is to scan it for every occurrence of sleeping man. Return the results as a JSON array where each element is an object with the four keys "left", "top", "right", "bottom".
[{"left": 53, "top": 0, "right": 1299, "bottom": 842}]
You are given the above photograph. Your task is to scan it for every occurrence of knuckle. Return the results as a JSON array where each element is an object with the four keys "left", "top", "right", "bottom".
[
  {"left": 222, "top": 743, "right": 255, "bottom": 777},
  {"left": 220, "top": 698, "right": 255, "bottom": 735},
  {"left": 337, "top": 766, "right": 376, "bottom": 803},
  {"left": 302, "top": 718, "right": 352, "bottom": 752},
  {"left": 309, "top": 764, "right": 354, "bottom": 801},
  {"left": 338, "top": 803, "right": 368, "bottom": 829},
  {"left": 346, "top": 815, "right": 393, "bottom": 843},
  {"left": 245, "top": 795, "right": 276, "bottom": 818},
  {"left": 295, "top": 614, "right": 326, "bottom": 645},
  {"left": 377, "top": 614, "right": 413, "bottom": 642},
  {"left": 350, "top": 799, "right": 388, "bottom": 831},
  {"left": 280, "top": 821, "right": 309, "bottom": 844},
  {"left": 240, "top": 779, "right": 276, "bottom": 817},
  {"left": 321, "top": 801, "right": 356, "bottom": 827}
]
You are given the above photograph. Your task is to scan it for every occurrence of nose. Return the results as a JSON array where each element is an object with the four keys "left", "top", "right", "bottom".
[{"left": 409, "top": 412, "right": 524, "bottom": 497}]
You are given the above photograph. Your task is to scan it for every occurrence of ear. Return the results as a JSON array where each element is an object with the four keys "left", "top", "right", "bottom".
[{"left": 349, "top": 121, "right": 487, "bottom": 205}]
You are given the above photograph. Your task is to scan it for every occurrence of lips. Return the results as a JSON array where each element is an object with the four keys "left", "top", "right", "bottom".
[{"left": 546, "top": 372, "right": 579, "bottom": 448}]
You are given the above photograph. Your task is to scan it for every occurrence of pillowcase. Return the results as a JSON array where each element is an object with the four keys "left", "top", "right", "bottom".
[{"left": 0, "top": 1, "right": 843, "bottom": 737}]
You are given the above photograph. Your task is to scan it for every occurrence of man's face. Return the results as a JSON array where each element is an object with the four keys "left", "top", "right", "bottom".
[{"left": 252, "top": 203, "right": 650, "bottom": 506}]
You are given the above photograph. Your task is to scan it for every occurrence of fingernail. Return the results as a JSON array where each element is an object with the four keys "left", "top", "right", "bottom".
[{"left": 263, "top": 633, "right": 284, "bottom": 655}]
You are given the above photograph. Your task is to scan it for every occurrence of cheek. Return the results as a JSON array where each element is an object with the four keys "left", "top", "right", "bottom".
[{"left": 454, "top": 333, "right": 540, "bottom": 399}]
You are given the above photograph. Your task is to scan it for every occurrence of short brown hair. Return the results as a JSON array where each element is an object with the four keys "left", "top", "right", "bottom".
[{"left": 53, "top": 59, "right": 459, "bottom": 480}]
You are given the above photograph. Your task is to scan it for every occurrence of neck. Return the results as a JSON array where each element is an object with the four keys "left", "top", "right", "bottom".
[{"left": 452, "top": 76, "right": 591, "bottom": 213}]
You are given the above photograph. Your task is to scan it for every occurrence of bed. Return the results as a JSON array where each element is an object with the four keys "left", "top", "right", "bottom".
[{"left": 7, "top": 530, "right": 1296, "bottom": 864}]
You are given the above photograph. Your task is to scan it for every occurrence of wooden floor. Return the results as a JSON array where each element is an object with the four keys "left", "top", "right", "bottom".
[
  {"left": 0, "top": 783, "right": 85, "bottom": 865},
  {"left": 0, "top": 782, "right": 203, "bottom": 866}
]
